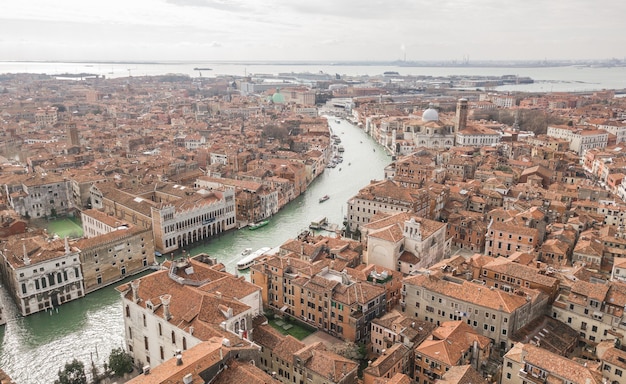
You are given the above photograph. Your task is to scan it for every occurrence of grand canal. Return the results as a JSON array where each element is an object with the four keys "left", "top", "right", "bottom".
[{"left": 0, "top": 118, "right": 392, "bottom": 383}]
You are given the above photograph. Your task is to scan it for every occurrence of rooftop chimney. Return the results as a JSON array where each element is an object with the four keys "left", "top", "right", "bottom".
[
  {"left": 23, "top": 243, "right": 30, "bottom": 266},
  {"left": 160, "top": 294, "right": 172, "bottom": 320},
  {"left": 175, "top": 349, "right": 183, "bottom": 366},
  {"left": 131, "top": 279, "right": 141, "bottom": 303}
]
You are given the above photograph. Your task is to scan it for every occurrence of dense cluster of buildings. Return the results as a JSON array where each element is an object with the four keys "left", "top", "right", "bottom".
[{"left": 3, "top": 71, "right": 626, "bottom": 383}]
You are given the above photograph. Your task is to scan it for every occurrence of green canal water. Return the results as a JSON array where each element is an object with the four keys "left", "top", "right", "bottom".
[{"left": 0, "top": 118, "right": 392, "bottom": 383}]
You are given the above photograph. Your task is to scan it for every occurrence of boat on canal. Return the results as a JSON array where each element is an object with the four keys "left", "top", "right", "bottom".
[
  {"left": 319, "top": 195, "right": 330, "bottom": 203},
  {"left": 248, "top": 220, "right": 269, "bottom": 230},
  {"left": 236, "top": 247, "right": 271, "bottom": 270},
  {"left": 309, "top": 216, "right": 328, "bottom": 229}
]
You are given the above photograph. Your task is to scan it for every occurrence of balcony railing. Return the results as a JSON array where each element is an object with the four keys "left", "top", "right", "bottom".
[{"left": 518, "top": 369, "right": 546, "bottom": 384}]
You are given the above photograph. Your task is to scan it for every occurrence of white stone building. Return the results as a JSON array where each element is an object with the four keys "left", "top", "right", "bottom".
[
  {"left": 117, "top": 257, "right": 261, "bottom": 370},
  {"left": 0, "top": 235, "right": 84, "bottom": 316},
  {"left": 363, "top": 212, "right": 449, "bottom": 275}
]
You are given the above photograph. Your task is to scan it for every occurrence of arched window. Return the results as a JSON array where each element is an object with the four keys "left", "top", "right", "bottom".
[
  {"left": 171, "top": 330, "right": 176, "bottom": 344},
  {"left": 183, "top": 337, "right": 187, "bottom": 350}
]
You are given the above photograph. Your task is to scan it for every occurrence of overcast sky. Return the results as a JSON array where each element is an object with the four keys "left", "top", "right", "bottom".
[{"left": 1, "top": 0, "right": 624, "bottom": 62}]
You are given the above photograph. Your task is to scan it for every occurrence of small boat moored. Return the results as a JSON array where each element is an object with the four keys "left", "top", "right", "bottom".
[
  {"left": 237, "top": 247, "right": 271, "bottom": 270},
  {"left": 319, "top": 195, "right": 330, "bottom": 203},
  {"left": 248, "top": 220, "right": 269, "bottom": 230}
]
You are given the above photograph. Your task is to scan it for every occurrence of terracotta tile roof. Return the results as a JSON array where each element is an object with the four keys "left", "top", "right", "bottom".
[
  {"left": 333, "top": 280, "right": 385, "bottom": 305},
  {"left": 300, "top": 343, "right": 358, "bottom": 382},
  {"left": 373, "top": 373, "right": 412, "bottom": 384},
  {"left": 437, "top": 365, "right": 488, "bottom": 384},
  {"left": 364, "top": 343, "right": 410, "bottom": 377},
  {"left": 126, "top": 337, "right": 228, "bottom": 384},
  {"left": 570, "top": 280, "right": 609, "bottom": 302},
  {"left": 482, "top": 258, "right": 558, "bottom": 287},
  {"left": 274, "top": 334, "right": 306, "bottom": 362},
  {"left": 195, "top": 275, "right": 260, "bottom": 300},
  {"left": 516, "top": 342, "right": 603, "bottom": 384},
  {"left": 1, "top": 233, "right": 77, "bottom": 268},
  {"left": 74, "top": 225, "right": 146, "bottom": 249},
  {"left": 251, "top": 323, "right": 284, "bottom": 351},
  {"left": 117, "top": 259, "right": 254, "bottom": 340},
  {"left": 212, "top": 360, "right": 282, "bottom": 384},
  {"left": 404, "top": 274, "right": 533, "bottom": 313},
  {"left": 81, "top": 208, "right": 128, "bottom": 227}
]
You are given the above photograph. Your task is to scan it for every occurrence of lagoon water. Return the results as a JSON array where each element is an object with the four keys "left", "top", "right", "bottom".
[{"left": 2, "top": 61, "right": 626, "bottom": 92}]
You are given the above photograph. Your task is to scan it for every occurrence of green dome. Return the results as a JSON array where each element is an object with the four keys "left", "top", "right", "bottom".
[{"left": 271, "top": 88, "right": 285, "bottom": 104}]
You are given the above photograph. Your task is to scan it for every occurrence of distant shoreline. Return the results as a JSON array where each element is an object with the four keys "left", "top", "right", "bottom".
[{"left": 1, "top": 59, "right": 625, "bottom": 69}]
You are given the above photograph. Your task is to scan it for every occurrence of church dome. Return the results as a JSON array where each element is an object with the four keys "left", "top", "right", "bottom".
[
  {"left": 422, "top": 103, "right": 439, "bottom": 122},
  {"left": 271, "top": 88, "right": 285, "bottom": 104}
]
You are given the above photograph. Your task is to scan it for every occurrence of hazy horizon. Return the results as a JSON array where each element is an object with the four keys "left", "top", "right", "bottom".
[{"left": 2, "top": 1, "right": 625, "bottom": 63}]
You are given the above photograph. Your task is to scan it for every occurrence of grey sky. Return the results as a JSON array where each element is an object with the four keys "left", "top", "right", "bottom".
[{"left": 1, "top": 0, "right": 624, "bottom": 62}]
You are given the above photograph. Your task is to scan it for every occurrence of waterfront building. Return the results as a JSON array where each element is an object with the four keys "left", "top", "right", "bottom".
[
  {"left": 402, "top": 272, "right": 550, "bottom": 352},
  {"left": 362, "top": 212, "right": 450, "bottom": 275},
  {"left": 91, "top": 182, "right": 236, "bottom": 253},
  {"left": 0, "top": 296, "right": 5, "bottom": 326},
  {"left": 346, "top": 179, "right": 430, "bottom": 234},
  {"left": 0, "top": 234, "right": 84, "bottom": 316},
  {"left": 253, "top": 323, "right": 358, "bottom": 384},
  {"left": 117, "top": 257, "right": 262, "bottom": 370},
  {"left": 195, "top": 176, "right": 279, "bottom": 223},
  {"left": 75, "top": 222, "right": 154, "bottom": 294}
]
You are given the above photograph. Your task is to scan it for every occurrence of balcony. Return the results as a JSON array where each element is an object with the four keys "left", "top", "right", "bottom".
[
  {"left": 400, "top": 300, "right": 406, "bottom": 307},
  {"left": 518, "top": 369, "right": 546, "bottom": 384}
]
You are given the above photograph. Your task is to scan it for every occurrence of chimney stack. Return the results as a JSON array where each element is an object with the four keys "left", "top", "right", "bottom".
[
  {"left": 23, "top": 243, "right": 30, "bottom": 266},
  {"left": 160, "top": 294, "right": 172, "bottom": 320},
  {"left": 131, "top": 279, "right": 141, "bottom": 303},
  {"left": 175, "top": 349, "right": 183, "bottom": 366}
]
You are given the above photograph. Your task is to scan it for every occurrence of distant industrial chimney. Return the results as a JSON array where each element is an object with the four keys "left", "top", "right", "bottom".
[
  {"left": 160, "top": 294, "right": 172, "bottom": 320},
  {"left": 455, "top": 98, "right": 468, "bottom": 132}
]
